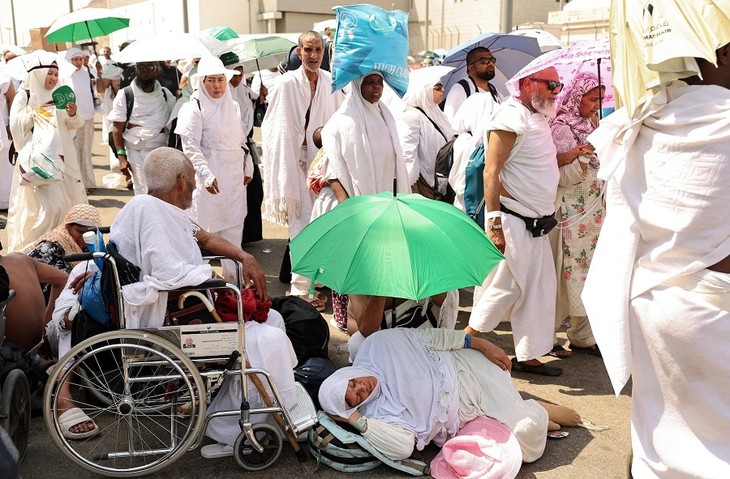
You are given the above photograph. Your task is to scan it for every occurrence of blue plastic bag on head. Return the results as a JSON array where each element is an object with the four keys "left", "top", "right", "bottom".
[{"left": 331, "top": 4, "right": 409, "bottom": 97}]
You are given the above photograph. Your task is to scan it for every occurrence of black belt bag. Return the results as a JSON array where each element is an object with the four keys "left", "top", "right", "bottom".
[{"left": 500, "top": 204, "right": 557, "bottom": 238}]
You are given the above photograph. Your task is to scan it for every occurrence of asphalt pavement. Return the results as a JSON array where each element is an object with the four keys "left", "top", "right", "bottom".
[{"left": 1, "top": 118, "right": 632, "bottom": 479}]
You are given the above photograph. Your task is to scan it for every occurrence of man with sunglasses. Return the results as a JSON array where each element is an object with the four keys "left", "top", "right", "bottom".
[
  {"left": 465, "top": 67, "right": 564, "bottom": 377},
  {"left": 108, "top": 61, "right": 176, "bottom": 195},
  {"left": 443, "top": 47, "right": 501, "bottom": 121}
]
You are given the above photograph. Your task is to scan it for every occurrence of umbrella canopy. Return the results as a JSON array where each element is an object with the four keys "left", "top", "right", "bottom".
[
  {"left": 116, "top": 33, "right": 217, "bottom": 63},
  {"left": 505, "top": 39, "right": 614, "bottom": 113},
  {"left": 4, "top": 51, "right": 76, "bottom": 82},
  {"left": 440, "top": 32, "right": 541, "bottom": 98},
  {"left": 508, "top": 29, "right": 564, "bottom": 53},
  {"left": 313, "top": 19, "right": 337, "bottom": 32},
  {"left": 45, "top": 8, "right": 129, "bottom": 47},
  {"left": 290, "top": 192, "right": 504, "bottom": 300},
  {"left": 609, "top": 0, "right": 730, "bottom": 112},
  {"left": 0, "top": 44, "right": 27, "bottom": 56},
  {"left": 200, "top": 26, "right": 239, "bottom": 41},
  {"left": 226, "top": 36, "right": 296, "bottom": 72}
]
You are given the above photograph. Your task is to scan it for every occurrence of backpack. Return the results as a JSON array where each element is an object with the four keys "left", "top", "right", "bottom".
[
  {"left": 109, "top": 86, "right": 171, "bottom": 157},
  {"left": 271, "top": 296, "right": 330, "bottom": 366},
  {"left": 308, "top": 411, "right": 430, "bottom": 476},
  {"left": 463, "top": 141, "right": 486, "bottom": 228},
  {"left": 414, "top": 107, "right": 456, "bottom": 203}
]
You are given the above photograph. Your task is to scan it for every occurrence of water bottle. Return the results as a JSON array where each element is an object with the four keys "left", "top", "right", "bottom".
[{"left": 83, "top": 230, "right": 97, "bottom": 252}]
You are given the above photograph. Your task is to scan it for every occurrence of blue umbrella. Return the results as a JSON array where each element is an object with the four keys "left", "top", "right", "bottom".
[{"left": 440, "top": 33, "right": 541, "bottom": 98}]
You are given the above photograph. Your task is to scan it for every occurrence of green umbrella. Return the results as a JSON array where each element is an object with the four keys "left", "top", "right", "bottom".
[
  {"left": 290, "top": 192, "right": 504, "bottom": 300},
  {"left": 45, "top": 8, "right": 130, "bottom": 55},
  {"left": 200, "top": 26, "right": 239, "bottom": 41},
  {"left": 226, "top": 36, "right": 296, "bottom": 73}
]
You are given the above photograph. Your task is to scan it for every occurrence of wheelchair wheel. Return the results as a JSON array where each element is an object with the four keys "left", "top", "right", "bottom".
[
  {"left": 44, "top": 330, "right": 206, "bottom": 478},
  {"left": 0, "top": 369, "right": 31, "bottom": 460},
  {"left": 234, "top": 423, "right": 283, "bottom": 471}
]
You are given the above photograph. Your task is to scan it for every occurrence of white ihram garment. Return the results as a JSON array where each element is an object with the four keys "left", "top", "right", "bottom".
[
  {"left": 583, "top": 82, "right": 730, "bottom": 479},
  {"left": 469, "top": 97, "right": 559, "bottom": 361}
]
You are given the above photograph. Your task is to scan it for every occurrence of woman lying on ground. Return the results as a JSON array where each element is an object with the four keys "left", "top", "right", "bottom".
[{"left": 319, "top": 328, "right": 580, "bottom": 463}]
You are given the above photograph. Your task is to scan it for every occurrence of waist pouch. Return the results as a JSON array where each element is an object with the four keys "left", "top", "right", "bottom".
[{"left": 500, "top": 204, "right": 557, "bottom": 237}]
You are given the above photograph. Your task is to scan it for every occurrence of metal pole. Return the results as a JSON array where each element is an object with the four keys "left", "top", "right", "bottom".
[
  {"left": 500, "top": 0, "right": 513, "bottom": 34},
  {"left": 182, "top": 0, "right": 189, "bottom": 33},
  {"left": 10, "top": 0, "right": 18, "bottom": 44},
  {"left": 425, "top": 0, "right": 429, "bottom": 50}
]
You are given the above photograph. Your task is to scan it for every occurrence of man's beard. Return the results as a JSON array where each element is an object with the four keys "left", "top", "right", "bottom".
[
  {"left": 475, "top": 69, "right": 495, "bottom": 82},
  {"left": 530, "top": 91, "right": 556, "bottom": 118},
  {"left": 136, "top": 77, "right": 156, "bottom": 90}
]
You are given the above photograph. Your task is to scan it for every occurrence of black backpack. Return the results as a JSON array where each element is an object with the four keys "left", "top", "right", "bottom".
[
  {"left": 271, "top": 296, "right": 330, "bottom": 366},
  {"left": 109, "top": 85, "right": 171, "bottom": 157},
  {"left": 415, "top": 107, "right": 457, "bottom": 204}
]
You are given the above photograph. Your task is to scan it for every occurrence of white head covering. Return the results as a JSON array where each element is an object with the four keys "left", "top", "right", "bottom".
[
  {"left": 184, "top": 61, "right": 243, "bottom": 150},
  {"left": 22, "top": 60, "right": 57, "bottom": 109},
  {"left": 318, "top": 329, "right": 460, "bottom": 450},
  {"left": 194, "top": 56, "right": 239, "bottom": 81},
  {"left": 403, "top": 66, "right": 454, "bottom": 138},
  {"left": 64, "top": 48, "right": 83, "bottom": 62}
]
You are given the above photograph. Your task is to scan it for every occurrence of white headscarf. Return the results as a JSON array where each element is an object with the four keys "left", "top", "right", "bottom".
[
  {"left": 64, "top": 48, "right": 83, "bottom": 61},
  {"left": 22, "top": 62, "right": 56, "bottom": 109},
  {"left": 318, "top": 329, "right": 460, "bottom": 450},
  {"left": 189, "top": 75, "right": 242, "bottom": 150},
  {"left": 403, "top": 73, "right": 453, "bottom": 139}
]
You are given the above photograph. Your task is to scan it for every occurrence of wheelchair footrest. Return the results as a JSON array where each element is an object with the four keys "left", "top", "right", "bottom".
[{"left": 288, "top": 382, "right": 318, "bottom": 434}]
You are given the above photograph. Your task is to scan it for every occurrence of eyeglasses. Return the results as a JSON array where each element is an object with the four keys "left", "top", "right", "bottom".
[
  {"left": 529, "top": 78, "right": 564, "bottom": 92},
  {"left": 470, "top": 57, "right": 497, "bottom": 66},
  {"left": 136, "top": 64, "right": 157, "bottom": 71},
  {"left": 433, "top": 83, "right": 444, "bottom": 91}
]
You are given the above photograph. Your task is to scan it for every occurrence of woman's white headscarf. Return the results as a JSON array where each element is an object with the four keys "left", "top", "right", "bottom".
[
  {"left": 185, "top": 73, "right": 242, "bottom": 150},
  {"left": 403, "top": 70, "right": 453, "bottom": 139},
  {"left": 321, "top": 71, "right": 410, "bottom": 196},
  {"left": 318, "top": 329, "right": 460, "bottom": 450},
  {"left": 22, "top": 62, "right": 56, "bottom": 109}
]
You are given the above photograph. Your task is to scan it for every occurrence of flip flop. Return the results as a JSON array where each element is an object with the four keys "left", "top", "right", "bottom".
[
  {"left": 200, "top": 443, "right": 234, "bottom": 459},
  {"left": 58, "top": 407, "right": 100, "bottom": 440},
  {"left": 546, "top": 344, "right": 572, "bottom": 359},
  {"left": 570, "top": 344, "right": 602, "bottom": 358},
  {"left": 511, "top": 358, "right": 563, "bottom": 377},
  {"left": 299, "top": 292, "right": 328, "bottom": 312}
]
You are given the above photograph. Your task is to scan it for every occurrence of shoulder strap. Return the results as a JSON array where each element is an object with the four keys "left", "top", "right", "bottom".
[
  {"left": 487, "top": 82, "right": 499, "bottom": 103},
  {"left": 458, "top": 79, "right": 472, "bottom": 98},
  {"left": 414, "top": 107, "right": 447, "bottom": 141},
  {"left": 122, "top": 86, "right": 134, "bottom": 125}
]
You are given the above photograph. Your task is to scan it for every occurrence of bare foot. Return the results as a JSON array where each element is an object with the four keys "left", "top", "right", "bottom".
[
  {"left": 539, "top": 401, "right": 581, "bottom": 427},
  {"left": 548, "top": 420, "right": 561, "bottom": 431}
]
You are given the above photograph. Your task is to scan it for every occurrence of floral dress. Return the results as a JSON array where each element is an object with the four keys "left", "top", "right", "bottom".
[{"left": 550, "top": 74, "right": 605, "bottom": 317}]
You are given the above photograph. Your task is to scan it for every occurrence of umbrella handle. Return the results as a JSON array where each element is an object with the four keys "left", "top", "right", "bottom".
[
  {"left": 256, "top": 58, "right": 263, "bottom": 87},
  {"left": 85, "top": 21, "right": 99, "bottom": 57},
  {"left": 597, "top": 58, "right": 603, "bottom": 119}
]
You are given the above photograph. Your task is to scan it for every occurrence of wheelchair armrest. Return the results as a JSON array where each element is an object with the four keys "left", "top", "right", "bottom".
[
  {"left": 174, "top": 279, "right": 228, "bottom": 291},
  {"left": 64, "top": 252, "right": 95, "bottom": 263}
]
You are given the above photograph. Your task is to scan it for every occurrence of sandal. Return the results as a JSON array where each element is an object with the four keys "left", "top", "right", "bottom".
[
  {"left": 511, "top": 358, "right": 563, "bottom": 377},
  {"left": 546, "top": 344, "right": 572, "bottom": 359},
  {"left": 570, "top": 344, "right": 602, "bottom": 358},
  {"left": 58, "top": 407, "right": 100, "bottom": 440},
  {"left": 298, "top": 291, "right": 328, "bottom": 312}
]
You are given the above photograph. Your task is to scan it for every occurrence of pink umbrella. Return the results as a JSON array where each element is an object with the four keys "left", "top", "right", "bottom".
[{"left": 505, "top": 39, "right": 614, "bottom": 115}]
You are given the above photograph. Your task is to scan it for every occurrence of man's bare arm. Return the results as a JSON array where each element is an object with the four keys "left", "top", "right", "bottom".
[
  {"left": 32, "top": 259, "right": 69, "bottom": 326},
  {"left": 483, "top": 129, "right": 516, "bottom": 254},
  {"left": 348, "top": 294, "right": 387, "bottom": 337}
]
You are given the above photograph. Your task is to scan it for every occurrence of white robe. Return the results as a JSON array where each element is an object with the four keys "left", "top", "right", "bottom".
[
  {"left": 583, "top": 82, "right": 730, "bottom": 479},
  {"left": 261, "top": 67, "right": 342, "bottom": 225},
  {"left": 0, "top": 76, "right": 13, "bottom": 209},
  {"left": 110, "top": 195, "right": 213, "bottom": 329},
  {"left": 468, "top": 97, "right": 558, "bottom": 361},
  {"left": 6, "top": 87, "right": 87, "bottom": 252}
]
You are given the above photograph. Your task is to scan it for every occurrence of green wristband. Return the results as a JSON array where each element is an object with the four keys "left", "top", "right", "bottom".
[
  {"left": 354, "top": 416, "right": 367, "bottom": 432},
  {"left": 117, "top": 149, "right": 126, "bottom": 156}
]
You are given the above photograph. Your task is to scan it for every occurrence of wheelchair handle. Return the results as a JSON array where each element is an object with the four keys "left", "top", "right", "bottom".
[{"left": 64, "top": 252, "right": 107, "bottom": 263}]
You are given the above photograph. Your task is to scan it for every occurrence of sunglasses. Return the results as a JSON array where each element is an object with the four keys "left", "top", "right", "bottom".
[
  {"left": 529, "top": 78, "right": 564, "bottom": 92},
  {"left": 136, "top": 64, "right": 158, "bottom": 71},
  {"left": 470, "top": 57, "right": 497, "bottom": 66},
  {"left": 433, "top": 83, "right": 444, "bottom": 91}
]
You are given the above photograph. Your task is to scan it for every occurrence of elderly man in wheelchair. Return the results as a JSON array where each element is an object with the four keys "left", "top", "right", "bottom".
[{"left": 45, "top": 147, "right": 316, "bottom": 475}]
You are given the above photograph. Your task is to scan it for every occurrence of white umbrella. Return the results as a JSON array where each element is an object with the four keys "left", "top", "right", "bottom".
[
  {"left": 116, "top": 33, "right": 215, "bottom": 63},
  {"left": 0, "top": 44, "right": 27, "bottom": 57},
  {"left": 4, "top": 51, "right": 76, "bottom": 82},
  {"left": 313, "top": 19, "right": 337, "bottom": 32},
  {"left": 508, "top": 29, "right": 564, "bottom": 53}
]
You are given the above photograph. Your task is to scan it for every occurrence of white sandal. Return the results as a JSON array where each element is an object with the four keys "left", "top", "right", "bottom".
[{"left": 58, "top": 407, "right": 100, "bottom": 440}]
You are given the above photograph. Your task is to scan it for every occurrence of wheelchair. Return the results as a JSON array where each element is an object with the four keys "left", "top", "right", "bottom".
[
  {"left": 0, "top": 289, "right": 46, "bottom": 462},
  {"left": 43, "top": 246, "right": 318, "bottom": 477}
]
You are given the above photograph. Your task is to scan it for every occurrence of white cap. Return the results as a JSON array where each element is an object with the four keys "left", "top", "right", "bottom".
[{"left": 193, "top": 56, "right": 240, "bottom": 81}]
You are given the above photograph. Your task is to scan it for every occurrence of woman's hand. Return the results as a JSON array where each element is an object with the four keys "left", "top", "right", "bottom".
[
  {"left": 69, "top": 271, "right": 95, "bottom": 294},
  {"left": 243, "top": 176, "right": 252, "bottom": 186},
  {"left": 206, "top": 178, "right": 219, "bottom": 194},
  {"left": 471, "top": 336, "right": 512, "bottom": 371},
  {"left": 66, "top": 102, "right": 77, "bottom": 117}
]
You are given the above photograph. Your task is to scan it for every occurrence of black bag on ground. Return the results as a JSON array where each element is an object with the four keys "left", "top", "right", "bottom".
[
  {"left": 271, "top": 295, "right": 329, "bottom": 366},
  {"left": 294, "top": 356, "right": 337, "bottom": 410}
]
